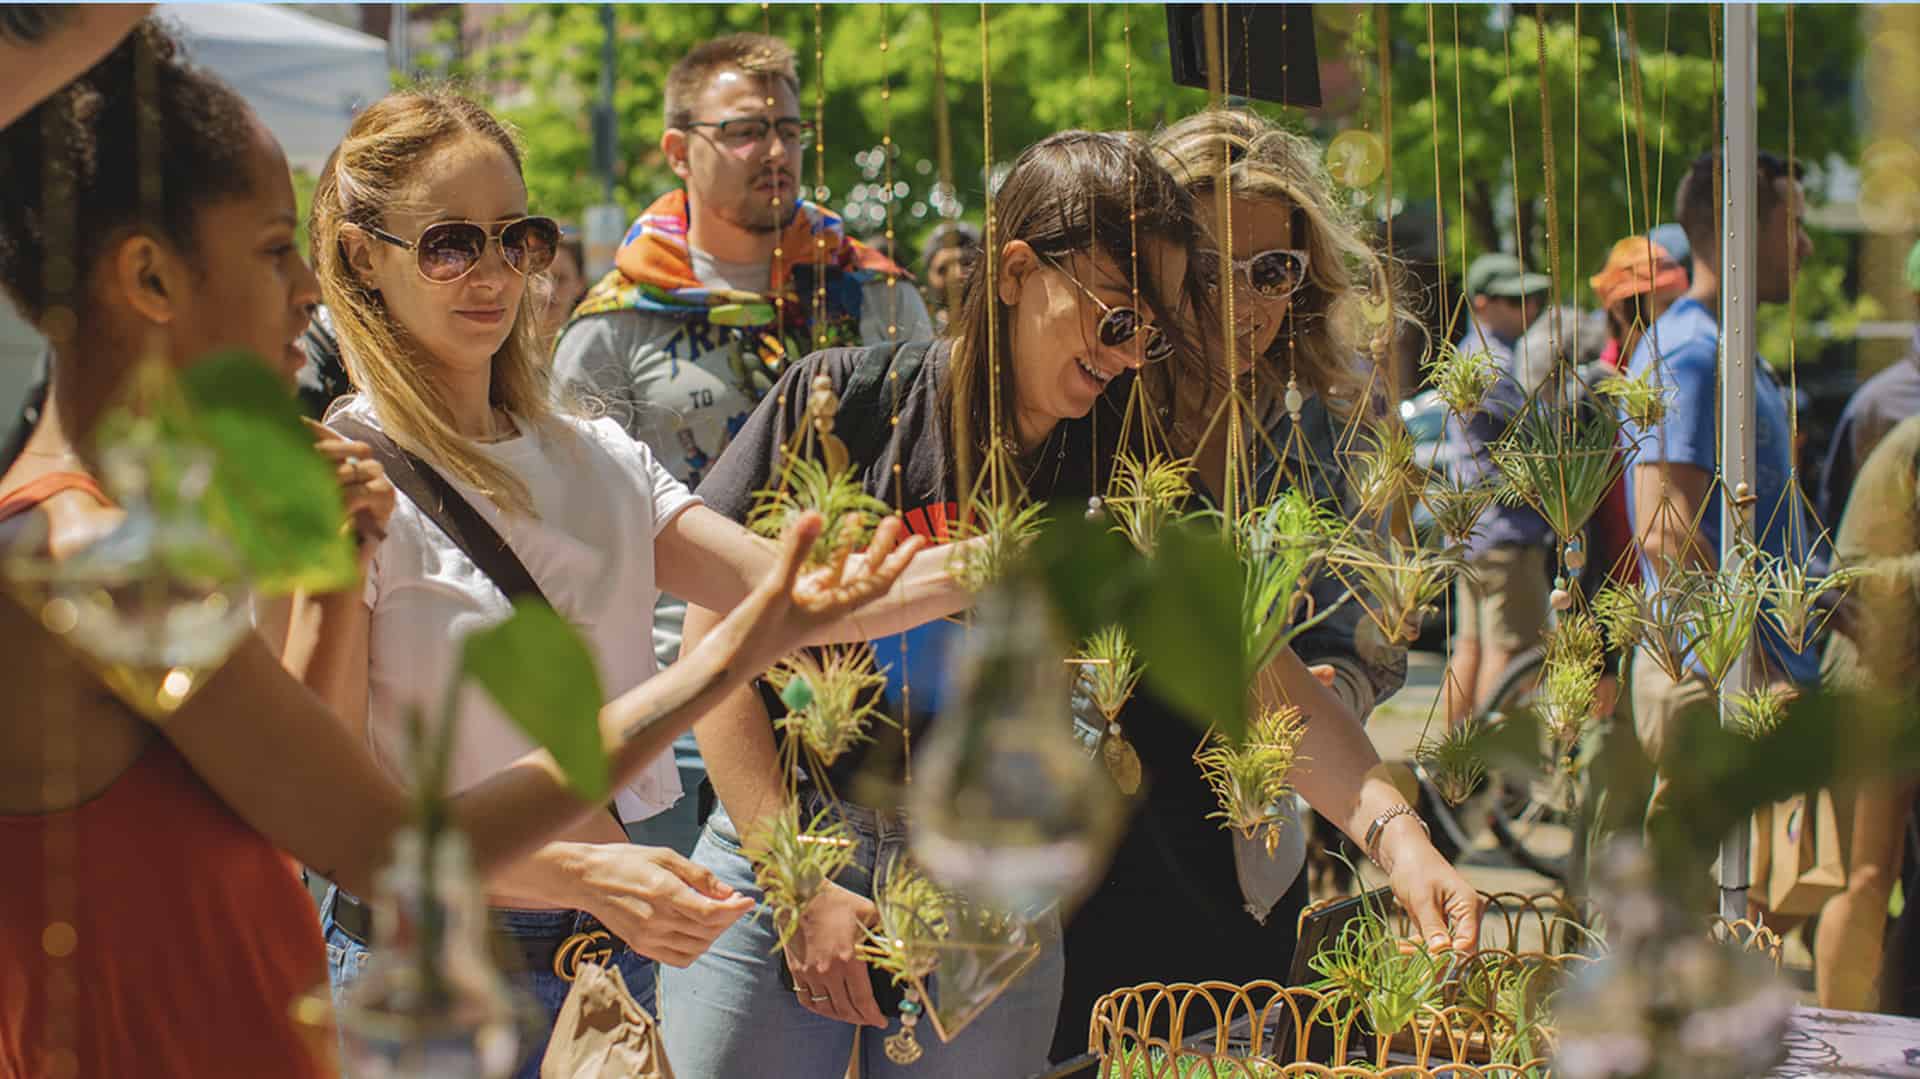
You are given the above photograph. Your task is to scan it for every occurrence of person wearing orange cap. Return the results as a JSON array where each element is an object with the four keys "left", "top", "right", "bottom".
[{"left": 1590, "top": 236, "right": 1690, "bottom": 373}]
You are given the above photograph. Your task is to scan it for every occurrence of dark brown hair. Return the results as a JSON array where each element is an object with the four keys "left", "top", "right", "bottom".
[
  {"left": 1674, "top": 150, "right": 1801, "bottom": 264},
  {"left": 943, "top": 130, "right": 1203, "bottom": 498},
  {"left": 0, "top": 18, "right": 258, "bottom": 320},
  {"left": 664, "top": 33, "right": 800, "bottom": 132}
]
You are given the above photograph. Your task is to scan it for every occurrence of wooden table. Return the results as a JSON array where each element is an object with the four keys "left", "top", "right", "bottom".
[{"left": 1774, "top": 1006, "right": 1920, "bottom": 1078}]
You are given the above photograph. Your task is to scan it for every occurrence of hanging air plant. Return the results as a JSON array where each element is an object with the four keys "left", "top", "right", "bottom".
[
  {"left": 1348, "top": 422, "right": 1424, "bottom": 517},
  {"left": 1420, "top": 471, "right": 1503, "bottom": 546},
  {"left": 1233, "top": 489, "right": 1342, "bottom": 673},
  {"left": 1492, "top": 396, "right": 1628, "bottom": 544},
  {"left": 742, "top": 801, "right": 858, "bottom": 951},
  {"left": 1075, "top": 626, "right": 1143, "bottom": 722},
  {"left": 860, "top": 858, "right": 951, "bottom": 988},
  {"left": 1726, "top": 684, "right": 1795, "bottom": 740},
  {"left": 1415, "top": 722, "right": 1487, "bottom": 806},
  {"left": 1105, "top": 453, "right": 1195, "bottom": 555},
  {"left": 946, "top": 497, "right": 1047, "bottom": 592},
  {"left": 1591, "top": 584, "right": 1646, "bottom": 653},
  {"left": 1193, "top": 705, "right": 1308, "bottom": 855},
  {"left": 748, "top": 456, "right": 893, "bottom": 565},
  {"left": 1328, "top": 534, "right": 1465, "bottom": 646},
  {"left": 1594, "top": 368, "right": 1670, "bottom": 429},
  {"left": 1747, "top": 545, "right": 1857, "bottom": 655},
  {"left": 1074, "top": 625, "right": 1147, "bottom": 794},
  {"left": 1423, "top": 341, "right": 1502, "bottom": 418},
  {"left": 1672, "top": 566, "right": 1764, "bottom": 691},
  {"left": 767, "top": 645, "right": 893, "bottom": 769},
  {"left": 1594, "top": 578, "right": 1707, "bottom": 684},
  {"left": 1539, "top": 608, "right": 1605, "bottom": 746}
]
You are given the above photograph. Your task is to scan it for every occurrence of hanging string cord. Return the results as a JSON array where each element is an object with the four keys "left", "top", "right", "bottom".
[{"left": 976, "top": 2, "right": 1005, "bottom": 511}]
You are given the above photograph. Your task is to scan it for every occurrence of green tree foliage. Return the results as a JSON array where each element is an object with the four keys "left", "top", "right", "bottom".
[
  {"left": 426, "top": 4, "right": 1279, "bottom": 250},
  {"left": 1344, "top": 6, "right": 1861, "bottom": 291},
  {"left": 422, "top": 4, "right": 1862, "bottom": 360}
]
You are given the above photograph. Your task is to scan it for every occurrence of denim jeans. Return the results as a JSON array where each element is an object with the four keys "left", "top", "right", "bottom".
[
  {"left": 659, "top": 793, "right": 1066, "bottom": 1079},
  {"left": 319, "top": 885, "right": 657, "bottom": 1079}
]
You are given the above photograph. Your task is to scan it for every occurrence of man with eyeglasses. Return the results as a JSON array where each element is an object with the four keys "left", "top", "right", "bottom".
[{"left": 551, "top": 32, "right": 931, "bottom": 851}]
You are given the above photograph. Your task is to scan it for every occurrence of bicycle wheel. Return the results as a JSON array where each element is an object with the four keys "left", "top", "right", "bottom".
[{"left": 1476, "top": 647, "right": 1578, "bottom": 882}]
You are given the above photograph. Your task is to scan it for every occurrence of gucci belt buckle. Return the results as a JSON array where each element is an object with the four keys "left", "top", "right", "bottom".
[{"left": 552, "top": 928, "right": 614, "bottom": 981}]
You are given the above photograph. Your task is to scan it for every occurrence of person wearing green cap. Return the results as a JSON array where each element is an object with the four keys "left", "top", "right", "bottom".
[
  {"left": 1440, "top": 251, "right": 1554, "bottom": 730},
  {"left": 1815, "top": 236, "right": 1920, "bottom": 527}
]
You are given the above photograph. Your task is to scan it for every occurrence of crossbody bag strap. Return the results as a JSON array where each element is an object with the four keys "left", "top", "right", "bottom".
[
  {"left": 330, "top": 415, "right": 633, "bottom": 829},
  {"left": 328, "top": 414, "right": 552, "bottom": 610}
]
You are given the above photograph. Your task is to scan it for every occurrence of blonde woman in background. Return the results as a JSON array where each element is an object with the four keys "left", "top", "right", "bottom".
[{"left": 1040, "top": 109, "right": 1455, "bottom": 1063}]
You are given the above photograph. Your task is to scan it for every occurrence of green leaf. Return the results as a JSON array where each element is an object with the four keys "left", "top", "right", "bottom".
[
  {"left": 460, "top": 600, "right": 610, "bottom": 802},
  {"left": 176, "top": 351, "right": 357, "bottom": 595},
  {"left": 1025, "top": 506, "right": 1248, "bottom": 745},
  {"left": 1024, "top": 505, "right": 1151, "bottom": 638},
  {"left": 1133, "top": 521, "right": 1250, "bottom": 744}
]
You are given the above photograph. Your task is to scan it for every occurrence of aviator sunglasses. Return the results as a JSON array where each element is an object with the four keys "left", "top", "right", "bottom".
[
  {"left": 1193, "top": 247, "right": 1311, "bottom": 299},
  {"left": 1038, "top": 253, "right": 1175, "bottom": 364},
  {"left": 363, "top": 216, "right": 562, "bottom": 284}
]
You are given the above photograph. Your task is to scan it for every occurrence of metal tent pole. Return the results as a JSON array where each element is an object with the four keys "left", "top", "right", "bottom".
[{"left": 1717, "top": 0, "right": 1759, "bottom": 924}]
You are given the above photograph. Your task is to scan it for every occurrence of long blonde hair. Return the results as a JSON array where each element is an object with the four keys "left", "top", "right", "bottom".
[
  {"left": 1151, "top": 108, "right": 1397, "bottom": 416},
  {"left": 311, "top": 88, "right": 553, "bottom": 515}
]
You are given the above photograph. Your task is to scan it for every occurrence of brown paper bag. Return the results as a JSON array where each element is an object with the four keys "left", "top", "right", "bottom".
[
  {"left": 540, "top": 962, "right": 675, "bottom": 1079},
  {"left": 1752, "top": 791, "right": 1849, "bottom": 918}
]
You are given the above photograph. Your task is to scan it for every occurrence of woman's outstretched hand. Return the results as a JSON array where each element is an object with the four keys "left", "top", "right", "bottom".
[
  {"left": 1377, "top": 817, "right": 1484, "bottom": 954},
  {"left": 737, "top": 512, "right": 925, "bottom": 671}
]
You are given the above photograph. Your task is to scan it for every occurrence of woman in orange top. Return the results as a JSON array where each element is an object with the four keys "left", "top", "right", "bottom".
[{"left": 0, "top": 21, "right": 941, "bottom": 1077}]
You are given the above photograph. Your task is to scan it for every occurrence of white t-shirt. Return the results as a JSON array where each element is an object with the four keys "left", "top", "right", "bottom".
[{"left": 332, "top": 394, "right": 699, "bottom": 823}]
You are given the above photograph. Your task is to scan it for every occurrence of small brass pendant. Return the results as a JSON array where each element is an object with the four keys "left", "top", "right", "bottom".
[
  {"left": 884, "top": 1027, "right": 924, "bottom": 1064},
  {"left": 1103, "top": 733, "right": 1143, "bottom": 795}
]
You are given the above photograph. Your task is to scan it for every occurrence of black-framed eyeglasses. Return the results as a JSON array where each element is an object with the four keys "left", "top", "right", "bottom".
[
  {"left": 683, "top": 115, "right": 816, "bottom": 151},
  {"left": 362, "top": 216, "right": 561, "bottom": 284},
  {"left": 1038, "top": 253, "right": 1174, "bottom": 365},
  {"left": 1194, "top": 247, "right": 1310, "bottom": 299}
]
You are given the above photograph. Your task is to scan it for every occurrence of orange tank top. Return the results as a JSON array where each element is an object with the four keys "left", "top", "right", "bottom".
[{"left": 0, "top": 472, "right": 329, "bottom": 1079}]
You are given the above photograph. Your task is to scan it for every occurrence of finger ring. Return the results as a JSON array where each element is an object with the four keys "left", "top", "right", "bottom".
[
  {"left": 810, "top": 993, "right": 831, "bottom": 1003},
  {"left": 345, "top": 455, "right": 362, "bottom": 478}
]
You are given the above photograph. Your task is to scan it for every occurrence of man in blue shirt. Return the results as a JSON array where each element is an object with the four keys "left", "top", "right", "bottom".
[
  {"left": 1623, "top": 150, "right": 1820, "bottom": 767},
  {"left": 1441, "top": 252, "right": 1555, "bottom": 729}
]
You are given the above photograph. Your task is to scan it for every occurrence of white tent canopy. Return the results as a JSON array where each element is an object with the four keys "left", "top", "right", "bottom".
[{"left": 159, "top": 4, "right": 388, "bottom": 173}]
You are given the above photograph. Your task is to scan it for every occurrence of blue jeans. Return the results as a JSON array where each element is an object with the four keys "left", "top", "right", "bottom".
[
  {"left": 320, "top": 886, "right": 657, "bottom": 1079},
  {"left": 659, "top": 794, "right": 1066, "bottom": 1079}
]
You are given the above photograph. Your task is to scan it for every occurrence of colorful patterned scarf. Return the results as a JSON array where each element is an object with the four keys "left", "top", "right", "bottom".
[{"left": 570, "top": 191, "right": 904, "bottom": 388}]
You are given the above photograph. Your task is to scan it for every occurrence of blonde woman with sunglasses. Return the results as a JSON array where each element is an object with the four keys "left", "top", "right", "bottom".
[
  {"left": 1026, "top": 109, "right": 1469, "bottom": 1064},
  {"left": 297, "top": 88, "right": 978, "bottom": 1078}
]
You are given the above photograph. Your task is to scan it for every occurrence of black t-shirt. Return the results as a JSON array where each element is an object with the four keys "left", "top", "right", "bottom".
[
  {"left": 697, "top": 340, "right": 1305, "bottom": 1057},
  {"left": 693, "top": 339, "right": 1119, "bottom": 794}
]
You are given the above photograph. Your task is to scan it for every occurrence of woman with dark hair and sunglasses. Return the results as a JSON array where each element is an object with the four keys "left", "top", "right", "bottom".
[
  {"left": 662, "top": 127, "right": 1479, "bottom": 1078},
  {"left": 0, "top": 23, "right": 945, "bottom": 1079},
  {"left": 296, "top": 88, "right": 984, "bottom": 1075}
]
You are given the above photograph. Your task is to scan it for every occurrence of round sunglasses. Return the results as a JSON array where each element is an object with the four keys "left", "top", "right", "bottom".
[
  {"left": 1039, "top": 254, "right": 1175, "bottom": 364},
  {"left": 1194, "top": 247, "right": 1310, "bottom": 299},
  {"left": 363, "top": 216, "right": 561, "bottom": 284}
]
